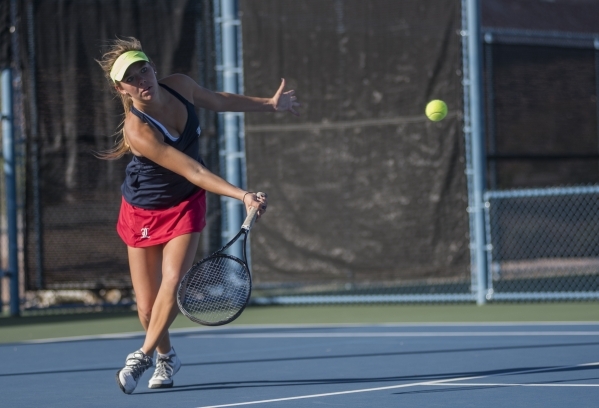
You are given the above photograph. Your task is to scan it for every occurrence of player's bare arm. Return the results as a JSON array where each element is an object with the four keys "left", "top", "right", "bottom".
[
  {"left": 161, "top": 74, "right": 300, "bottom": 115},
  {"left": 123, "top": 117, "right": 266, "bottom": 215}
]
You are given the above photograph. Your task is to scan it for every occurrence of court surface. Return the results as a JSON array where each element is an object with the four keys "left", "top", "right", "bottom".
[{"left": 1, "top": 323, "right": 597, "bottom": 408}]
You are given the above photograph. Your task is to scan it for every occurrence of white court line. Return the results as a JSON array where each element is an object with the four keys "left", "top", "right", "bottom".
[
  {"left": 25, "top": 330, "right": 599, "bottom": 345},
  {"left": 190, "top": 331, "right": 599, "bottom": 339},
  {"left": 17, "top": 322, "right": 599, "bottom": 345},
  {"left": 436, "top": 383, "right": 599, "bottom": 387},
  {"left": 195, "top": 362, "right": 599, "bottom": 408},
  {"left": 195, "top": 375, "right": 485, "bottom": 408}
]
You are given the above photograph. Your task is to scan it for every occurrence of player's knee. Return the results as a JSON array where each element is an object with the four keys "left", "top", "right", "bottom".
[
  {"left": 161, "top": 269, "right": 183, "bottom": 289},
  {"left": 136, "top": 303, "right": 153, "bottom": 323}
]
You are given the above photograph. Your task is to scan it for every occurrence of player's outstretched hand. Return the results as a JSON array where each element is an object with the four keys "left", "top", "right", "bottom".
[{"left": 271, "top": 78, "right": 300, "bottom": 116}]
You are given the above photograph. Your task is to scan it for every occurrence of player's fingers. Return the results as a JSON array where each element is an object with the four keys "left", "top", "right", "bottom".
[
  {"left": 276, "top": 78, "right": 286, "bottom": 96},
  {"left": 255, "top": 192, "right": 267, "bottom": 217},
  {"left": 256, "top": 206, "right": 266, "bottom": 220},
  {"left": 256, "top": 197, "right": 267, "bottom": 207}
]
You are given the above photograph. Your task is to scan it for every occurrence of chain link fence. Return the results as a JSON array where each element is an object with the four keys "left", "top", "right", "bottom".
[{"left": 484, "top": 186, "right": 599, "bottom": 301}]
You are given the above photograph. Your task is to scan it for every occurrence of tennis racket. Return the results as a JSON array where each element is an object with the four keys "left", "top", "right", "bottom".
[{"left": 176, "top": 193, "right": 264, "bottom": 326}]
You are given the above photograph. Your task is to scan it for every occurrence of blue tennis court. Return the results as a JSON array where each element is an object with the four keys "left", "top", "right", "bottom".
[{"left": 1, "top": 322, "right": 597, "bottom": 407}]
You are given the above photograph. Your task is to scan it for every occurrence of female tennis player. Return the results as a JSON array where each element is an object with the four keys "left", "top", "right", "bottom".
[{"left": 97, "top": 37, "right": 300, "bottom": 394}]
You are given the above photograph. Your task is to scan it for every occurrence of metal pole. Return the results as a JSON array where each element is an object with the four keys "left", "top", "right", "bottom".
[
  {"left": 466, "top": 0, "right": 488, "bottom": 304},
  {"left": 218, "top": 0, "right": 245, "bottom": 258},
  {"left": 0, "top": 70, "right": 5, "bottom": 312},
  {"left": 2, "top": 69, "right": 19, "bottom": 316},
  {"left": 595, "top": 38, "right": 599, "bottom": 175},
  {"left": 27, "top": 0, "right": 43, "bottom": 289}
]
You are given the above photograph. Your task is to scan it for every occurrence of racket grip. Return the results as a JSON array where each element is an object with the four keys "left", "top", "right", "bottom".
[
  {"left": 242, "top": 191, "right": 265, "bottom": 230},
  {"left": 242, "top": 207, "right": 259, "bottom": 230}
]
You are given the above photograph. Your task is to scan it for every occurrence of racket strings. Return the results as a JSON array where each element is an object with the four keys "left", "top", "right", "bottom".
[{"left": 178, "top": 256, "right": 250, "bottom": 324}]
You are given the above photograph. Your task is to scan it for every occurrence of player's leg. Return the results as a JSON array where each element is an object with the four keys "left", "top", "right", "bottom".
[
  {"left": 117, "top": 235, "right": 199, "bottom": 393},
  {"left": 144, "top": 232, "right": 201, "bottom": 388},
  {"left": 141, "top": 232, "right": 200, "bottom": 353},
  {"left": 116, "top": 243, "right": 165, "bottom": 394},
  {"left": 127, "top": 244, "right": 173, "bottom": 354}
]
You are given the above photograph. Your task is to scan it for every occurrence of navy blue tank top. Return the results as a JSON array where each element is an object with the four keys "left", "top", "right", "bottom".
[{"left": 121, "top": 83, "right": 204, "bottom": 209}]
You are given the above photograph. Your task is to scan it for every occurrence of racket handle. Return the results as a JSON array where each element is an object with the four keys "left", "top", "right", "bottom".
[{"left": 242, "top": 191, "right": 265, "bottom": 230}]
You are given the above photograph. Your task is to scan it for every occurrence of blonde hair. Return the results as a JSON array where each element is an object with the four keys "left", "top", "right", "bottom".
[{"left": 96, "top": 37, "right": 148, "bottom": 159}]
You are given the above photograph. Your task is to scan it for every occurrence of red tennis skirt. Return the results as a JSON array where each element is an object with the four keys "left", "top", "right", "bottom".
[{"left": 117, "top": 189, "right": 207, "bottom": 248}]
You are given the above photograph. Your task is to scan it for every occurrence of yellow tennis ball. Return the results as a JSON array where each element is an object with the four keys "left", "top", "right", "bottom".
[{"left": 425, "top": 100, "right": 448, "bottom": 122}]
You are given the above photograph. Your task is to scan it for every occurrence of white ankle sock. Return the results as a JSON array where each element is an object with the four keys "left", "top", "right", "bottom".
[{"left": 157, "top": 347, "right": 175, "bottom": 359}]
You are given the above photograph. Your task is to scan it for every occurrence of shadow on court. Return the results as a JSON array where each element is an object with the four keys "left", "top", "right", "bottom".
[
  {"left": 3, "top": 341, "right": 598, "bottom": 380},
  {"left": 174, "top": 341, "right": 599, "bottom": 368},
  {"left": 131, "top": 363, "right": 599, "bottom": 395},
  {"left": 0, "top": 339, "right": 599, "bottom": 380}
]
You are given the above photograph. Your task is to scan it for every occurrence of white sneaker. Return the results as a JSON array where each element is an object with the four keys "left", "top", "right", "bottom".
[
  {"left": 148, "top": 347, "right": 181, "bottom": 389},
  {"left": 116, "top": 349, "right": 153, "bottom": 394}
]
